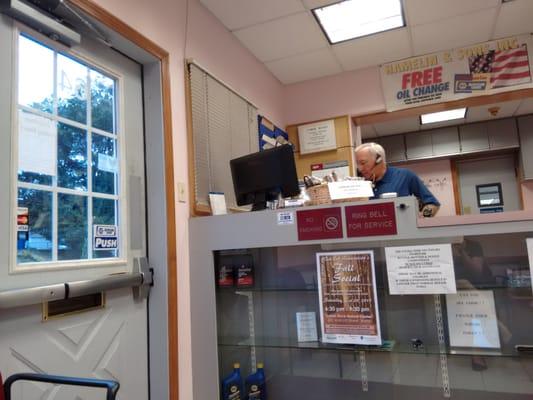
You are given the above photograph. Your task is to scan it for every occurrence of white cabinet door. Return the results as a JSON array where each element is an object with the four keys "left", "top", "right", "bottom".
[
  {"left": 406, "top": 132, "right": 432, "bottom": 159},
  {"left": 431, "top": 126, "right": 460, "bottom": 156},
  {"left": 487, "top": 118, "right": 519, "bottom": 149},
  {"left": 518, "top": 115, "right": 533, "bottom": 180},
  {"left": 459, "top": 122, "right": 489, "bottom": 152}
]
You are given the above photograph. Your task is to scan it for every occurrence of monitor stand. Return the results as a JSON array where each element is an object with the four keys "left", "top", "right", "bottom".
[{"left": 251, "top": 193, "right": 267, "bottom": 211}]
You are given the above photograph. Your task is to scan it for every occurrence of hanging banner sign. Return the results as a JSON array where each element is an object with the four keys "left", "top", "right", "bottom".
[
  {"left": 316, "top": 251, "right": 382, "bottom": 345},
  {"left": 380, "top": 34, "right": 533, "bottom": 111}
]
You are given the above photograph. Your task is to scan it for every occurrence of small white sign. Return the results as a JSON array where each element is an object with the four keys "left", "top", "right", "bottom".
[
  {"left": 277, "top": 211, "right": 294, "bottom": 225},
  {"left": 527, "top": 238, "right": 533, "bottom": 294},
  {"left": 18, "top": 111, "right": 57, "bottom": 176},
  {"left": 296, "top": 312, "right": 318, "bottom": 342},
  {"left": 209, "top": 192, "right": 227, "bottom": 215},
  {"left": 385, "top": 244, "right": 457, "bottom": 295},
  {"left": 446, "top": 290, "right": 501, "bottom": 349},
  {"left": 98, "top": 153, "right": 118, "bottom": 173},
  {"left": 328, "top": 180, "right": 373, "bottom": 200},
  {"left": 298, "top": 119, "right": 337, "bottom": 154},
  {"left": 93, "top": 224, "right": 118, "bottom": 250}
]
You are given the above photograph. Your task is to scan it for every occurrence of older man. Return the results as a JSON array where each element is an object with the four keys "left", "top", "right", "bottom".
[{"left": 355, "top": 142, "right": 440, "bottom": 217}]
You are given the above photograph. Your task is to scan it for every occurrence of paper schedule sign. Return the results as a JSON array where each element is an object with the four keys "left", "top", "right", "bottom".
[{"left": 385, "top": 244, "right": 456, "bottom": 294}]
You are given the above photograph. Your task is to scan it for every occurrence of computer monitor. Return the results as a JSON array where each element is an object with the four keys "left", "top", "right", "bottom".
[{"left": 230, "top": 145, "right": 300, "bottom": 211}]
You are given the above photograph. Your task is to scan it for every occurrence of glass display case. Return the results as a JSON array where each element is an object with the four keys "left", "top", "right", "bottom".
[{"left": 189, "top": 197, "right": 533, "bottom": 400}]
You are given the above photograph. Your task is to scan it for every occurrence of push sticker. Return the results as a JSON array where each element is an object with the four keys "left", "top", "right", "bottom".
[{"left": 93, "top": 225, "right": 118, "bottom": 250}]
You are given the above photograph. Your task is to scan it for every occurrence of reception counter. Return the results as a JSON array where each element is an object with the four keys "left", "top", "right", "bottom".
[{"left": 189, "top": 196, "right": 533, "bottom": 400}]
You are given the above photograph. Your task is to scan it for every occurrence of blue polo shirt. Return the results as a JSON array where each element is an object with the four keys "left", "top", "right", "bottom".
[{"left": 372, "top": 166, "right": 440, "bottom": 206}]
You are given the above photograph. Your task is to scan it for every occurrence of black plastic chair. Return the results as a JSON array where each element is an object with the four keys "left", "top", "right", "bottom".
[{"left": 3, "top": 373, "right": 119, "bottom": 400}]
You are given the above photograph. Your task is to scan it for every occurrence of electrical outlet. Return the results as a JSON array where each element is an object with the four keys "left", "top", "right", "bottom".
[{"left": 177, "top": 182, "right": 187, "bottom": 203}]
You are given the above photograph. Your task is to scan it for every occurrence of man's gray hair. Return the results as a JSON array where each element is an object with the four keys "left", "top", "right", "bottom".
[{"left": 354, "top": 142, "right": 386, "bottom": 163}]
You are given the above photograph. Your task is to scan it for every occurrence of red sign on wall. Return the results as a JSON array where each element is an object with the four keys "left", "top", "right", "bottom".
[
  {"left": 345, "top": 202, "right": 397, "bottom": 237},
  {"left": 296, "top": 207, "right": 343, "bottom": 241}
]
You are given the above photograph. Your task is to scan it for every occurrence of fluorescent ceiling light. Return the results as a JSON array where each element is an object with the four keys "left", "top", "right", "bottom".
[
  {"left": 420, "top": 108, "right": 467, "bottom": 125},
  {"left": 312, "top": 0, "right": 405, "bottom": 44}
]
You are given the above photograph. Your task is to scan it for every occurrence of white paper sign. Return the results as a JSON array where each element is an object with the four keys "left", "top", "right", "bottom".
[
  {"left": 209, "top": 192, "right": 227, "bottom": 215},
  {"left": 385, "top": 244, "right": 457, "bottom": 294},
  {"left": 328, "top": 180, "right": 373, "bottom": 200},
  {"left": 296, "top": 312, "right": 318, "bottom": 342},
  {"left": 446, "top": 290, "right": 501, "bottom": 349},
  {"left": 527, "top": 238, "right": 533, "bottom": 294},
  {"left": 298, "top": 119, "right": 336, "bottom": 154},
  {"left": 98, "top": 153, "right": 118, "bottom": 173},
  {"left": 18, "top": 111, "right": 56, "bottom": 176}
]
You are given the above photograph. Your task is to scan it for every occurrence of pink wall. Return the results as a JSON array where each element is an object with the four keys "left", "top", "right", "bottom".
[
  {"left": 89, "top": 1, "right": 286, "bottom": 399},
  {"left": 283, "top": 67, "right": 386, "bottom": 125},
  {"left": 399, "top": 159, "right": 456, "bottom": 216}
]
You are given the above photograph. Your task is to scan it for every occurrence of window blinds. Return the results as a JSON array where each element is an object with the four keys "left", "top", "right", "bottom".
[{"left": 189, "top": 63, "right": 258, "bottom": 210}]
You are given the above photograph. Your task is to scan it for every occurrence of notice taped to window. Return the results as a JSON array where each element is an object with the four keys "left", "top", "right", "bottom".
[
  {"left": 316, "top": 251, "right": 382, "bottom": 345},
  {"left": 446, "top": 290, "right": 501, "bottom": 349},
  {"left": 385, "top": 244, "right": 456, "bottom": 295}
]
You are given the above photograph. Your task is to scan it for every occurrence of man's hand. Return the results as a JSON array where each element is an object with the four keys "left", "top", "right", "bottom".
[{"left": 421, "top": 203, "right": 439, "bottom": 217}]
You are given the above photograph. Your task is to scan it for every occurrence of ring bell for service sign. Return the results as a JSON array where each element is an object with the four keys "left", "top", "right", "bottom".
[
  {"left": 380, "top": 35, "right": 533, "bottom": 111},
  {"left": 93, "top": 225, "right": 118, "bottom": 250},
  {"left": 316, "top": 251, "right": 382, "bottom": 345}
]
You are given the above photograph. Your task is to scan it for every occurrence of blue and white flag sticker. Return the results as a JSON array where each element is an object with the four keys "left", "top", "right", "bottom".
[{"left": 94, "top": 224, "right": 118, "bottom": 250}]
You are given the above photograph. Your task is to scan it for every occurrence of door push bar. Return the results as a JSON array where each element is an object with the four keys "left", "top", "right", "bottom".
[
  {"left": 3, "top": 373, "right": 119, "bottom": 400},
  {"left": 0, "top": 258, "right": 153, "bottom": 309}
]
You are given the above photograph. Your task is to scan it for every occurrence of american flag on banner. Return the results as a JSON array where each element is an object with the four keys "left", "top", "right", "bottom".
[{"left": 469, "top": 45, "right": 531, "bottom": 88}]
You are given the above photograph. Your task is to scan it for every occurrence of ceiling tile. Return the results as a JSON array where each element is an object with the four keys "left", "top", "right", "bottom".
[
  {"left": 411, "top": 8, "right": 497, "bottom": 55},
  {"left": 265, "top": 48, "right": 342, "bottom": 84},
  {"left": 515, "top": 98, "right": 533, "bottom": 116},
  {"left": 332, "top": 28, "right": 412, "bottom": 71},
  {"left": 405, "top": 0, "right": 499, "bottom": 26},
  {"left": 374, "top": 116, "right": 420, "bottom": 136},
  {"left": 199, "top": 0, "right": 305, "bottom": 30},
  {"left": 494, "top": 0, "right": 533, "bottom": 38},
  {"left": 234, "top": 12, "right": 328, "bottom": 62},
  {"left": 466, "top": 100, "right": 521, "bottom": 122},
  {"left": 302, "top": 0, "right": 339, "bottom": 10}
]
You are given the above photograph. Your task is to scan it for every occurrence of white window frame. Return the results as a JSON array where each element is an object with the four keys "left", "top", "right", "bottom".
[{"left": 9, "top": 23, "right": 130, "bottom": 273}]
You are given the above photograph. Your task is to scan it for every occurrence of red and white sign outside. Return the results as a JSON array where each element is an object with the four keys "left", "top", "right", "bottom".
[
  {"left": 296, "top": 207, "right": 343, "bottom": 241},
  {"left": 345, "top": 202, "right": 397, "bottom": 238}
]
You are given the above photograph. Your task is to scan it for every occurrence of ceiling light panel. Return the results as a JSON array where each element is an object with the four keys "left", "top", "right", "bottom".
[
  {"left": 421, "top": 108, "right": 466, "bottom": 124},
  {"left": 313, "top": 0, "right": 405, "bottom": 44}
]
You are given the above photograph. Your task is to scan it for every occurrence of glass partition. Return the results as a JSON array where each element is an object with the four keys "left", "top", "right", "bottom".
[{"left": 214, "top": 232, "right": 533, "bottom": 399}]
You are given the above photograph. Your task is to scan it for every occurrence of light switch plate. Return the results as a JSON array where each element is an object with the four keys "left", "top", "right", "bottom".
[{"left": 177, "top": 182, "right": 186, "bottom": 203}]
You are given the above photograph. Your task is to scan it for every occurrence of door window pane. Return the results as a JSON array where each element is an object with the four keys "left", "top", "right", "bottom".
[
  {"left": 58, "top": 193, "right": 87, "bottom": 260},
  {"left": 91, "top": 70, "right": 115, "bottom": 133},
  {"left": 92, "top": 133, "right": 118, "bottom": 195},
  {"left": 18, "top": 35, "right": 54, "bottom": 113},
  {"left": 93, "top": 198, "right": 118, "bottom": 259},
  {"left": 57, "top": 54, "right": 88, "bottom": 124},
  {"left": 17, "top": 188, "right": 53, "bottom": 263},
  {"left": 57, "top": 123, "right": 87, "bottom": 191}
]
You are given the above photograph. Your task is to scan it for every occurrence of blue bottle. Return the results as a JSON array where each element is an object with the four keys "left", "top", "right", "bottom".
[
  {"left": 221, "top": 363, "right": 243, "bottom": 400},
  {"left": 245, "top": 363, "right": 266, "bottom": 400}
]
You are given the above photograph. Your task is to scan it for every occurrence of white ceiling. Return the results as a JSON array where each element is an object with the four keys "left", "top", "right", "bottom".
[{"left": 200, "top": 0, "right": 533, "bottom": 85}]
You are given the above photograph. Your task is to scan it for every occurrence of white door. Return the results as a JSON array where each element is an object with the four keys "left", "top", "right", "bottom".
[{"left": 0, "top": 14, "right": 148, "bottom": 400}]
